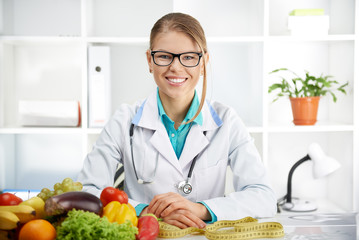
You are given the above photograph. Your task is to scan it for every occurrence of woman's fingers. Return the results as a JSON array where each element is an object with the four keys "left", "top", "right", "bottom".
[
  {"left": 147, "top": 192, "right": 182, "bottom": 217},
  {"left": 162, "top": 209, "right": 206, "bottom": 229},
  {"left": 147, "top": 192, "right": 211, "bottom": 223}
]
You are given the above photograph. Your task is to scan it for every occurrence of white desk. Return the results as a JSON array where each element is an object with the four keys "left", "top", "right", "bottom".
[
  {"left": 3, "top": 190, "right": 357, "bottom": 239},
  {"left": 167, "top": 213, "right": 358, "bottom": 240}
]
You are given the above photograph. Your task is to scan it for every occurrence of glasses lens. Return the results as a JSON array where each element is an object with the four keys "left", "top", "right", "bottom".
[
  {"left": 153, "top": 52, "right": 173, "bottom": 66},
  {"left": 180, "top": 53, "right": 200, "bottom": 67}
]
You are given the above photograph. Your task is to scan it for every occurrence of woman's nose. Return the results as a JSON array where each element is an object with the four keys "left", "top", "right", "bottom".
[{"left": 169, "top": 56, "right": 183, "bottom": 70}]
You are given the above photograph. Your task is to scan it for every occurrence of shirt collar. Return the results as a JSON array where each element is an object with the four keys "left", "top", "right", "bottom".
[{"left": 157, "top": 88, "right": 203, "bottom": 126}]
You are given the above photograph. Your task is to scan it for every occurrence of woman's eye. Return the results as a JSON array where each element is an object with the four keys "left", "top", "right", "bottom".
[
  {"left": 158, "top": 54, "right": 171, "bottom": 59},
  {"left": 183, "top": 56, "right": 194, "bottom": 60}
]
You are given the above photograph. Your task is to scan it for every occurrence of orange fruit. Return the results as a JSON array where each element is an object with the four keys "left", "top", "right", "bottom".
[{"left": 19, "top": 219, "right": 56, "bottom": 240}]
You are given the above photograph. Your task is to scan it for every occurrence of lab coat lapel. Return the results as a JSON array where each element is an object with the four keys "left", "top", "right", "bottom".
[
  {"left": 179, "top": 124, "right": 209, "bottom": 169},
  {"left": 149, "top": 122, "right": 182, "bottom": 174},
  {"left": 136, "top": 91, "right": 182, "bottom": 174},
  {"left": 179, "top": 100, "right": 222, "bottom": 168}
]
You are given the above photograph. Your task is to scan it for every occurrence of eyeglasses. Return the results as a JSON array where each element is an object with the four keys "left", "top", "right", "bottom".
[{"left": 151, "top": 51, "right": 203, "bottom": 67}]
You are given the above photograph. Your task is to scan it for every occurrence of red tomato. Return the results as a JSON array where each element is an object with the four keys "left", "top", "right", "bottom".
[
  {"left": 136, "top": 214, "right": 159, "bottom": 240},
  {"left": 0, "top": 193, "right": 23, "bottom": 206},
  {"left": 100, "top": 187, "right": 128, "bottom": 207}
]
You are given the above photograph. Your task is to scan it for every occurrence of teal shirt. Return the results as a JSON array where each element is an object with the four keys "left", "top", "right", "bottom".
[
  {"left": 134, "top": 90, "right": 217, "bottom": 224},
  {"left": 157, "top": 90, "right": 203, "bottom": 159}
]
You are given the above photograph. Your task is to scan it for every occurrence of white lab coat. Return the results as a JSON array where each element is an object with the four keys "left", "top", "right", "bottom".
[{"left": 77, "top": 91, "right": 277, "bottom": 220}]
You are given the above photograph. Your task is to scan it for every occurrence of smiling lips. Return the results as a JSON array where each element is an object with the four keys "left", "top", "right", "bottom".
[{"left": 167, "top": 77, "right": 187, "bottom": 85}]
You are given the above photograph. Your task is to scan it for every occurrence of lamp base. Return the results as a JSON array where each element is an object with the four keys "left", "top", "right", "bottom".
[{"left": 282, "top": 198, "right": 318, "bottom": 212}]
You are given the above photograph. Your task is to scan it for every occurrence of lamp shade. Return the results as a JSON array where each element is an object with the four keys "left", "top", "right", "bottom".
[{"left": 308, "top": 142, "right": 341, "bottom": 179}]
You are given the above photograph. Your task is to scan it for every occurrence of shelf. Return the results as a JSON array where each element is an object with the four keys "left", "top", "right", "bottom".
[
  {"left": 86, "top": 37, "right": 149, "bottom": 44},
  {"left": 0, "top": 35, "right": 355, "bottom": 45},
  {"left": 0, "top": 127, "right": 84, "bottom": 134},
  {"left": 267, "top": 123, "right": 354, "bottom": 133},
  {"left": 207, "top": 36, "right": 264, "bottom": 43},
  {"left": 0, "top": 36, "right": 84, "bottom": 44},
  {"left": 267, "top": 35, "right": 356, "bottom": 42},
  {"left": 1, "top": 124, "right": 350, "bottom": 135}
]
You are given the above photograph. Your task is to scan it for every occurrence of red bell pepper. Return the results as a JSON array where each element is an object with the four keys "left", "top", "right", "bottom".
[{"left": 136, "top": 214, "right": 159, "bottom": 240}]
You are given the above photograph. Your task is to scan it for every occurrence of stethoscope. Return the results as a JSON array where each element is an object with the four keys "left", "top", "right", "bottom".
[{"left": 130, "top": 123, "right": 206, "bottom": 195}]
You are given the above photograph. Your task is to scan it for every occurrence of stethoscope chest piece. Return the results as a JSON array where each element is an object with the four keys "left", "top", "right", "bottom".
[{"left": 178, "top": 180, "right": 193, "bottom": 195}]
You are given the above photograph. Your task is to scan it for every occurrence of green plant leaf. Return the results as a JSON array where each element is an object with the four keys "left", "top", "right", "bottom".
[
  {"left": 269, "top": 68, "right": 288, "bottom": 74},
  {"left": 330, "top": 92, "right": 337, "bottom": 102},
  {"left": 268, "top": 83, "right": 284, "bottom": 93},
  {"left": 268, "top": 69, "right": 348, "bottom": 103}
]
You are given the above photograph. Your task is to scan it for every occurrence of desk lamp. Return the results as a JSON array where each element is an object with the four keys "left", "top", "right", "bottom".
[{"left": 281, "top": 142, "right": 341, "bottom": 212}]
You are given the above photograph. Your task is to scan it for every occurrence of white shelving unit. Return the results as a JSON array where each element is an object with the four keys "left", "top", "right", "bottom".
[{"left": 0, "top": 0, "right": 357, "bottom": 213}]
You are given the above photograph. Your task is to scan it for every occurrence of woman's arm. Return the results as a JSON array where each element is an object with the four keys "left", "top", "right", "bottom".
[
  {"left": 77, "top": 107, "right": 129, "bottom": 197},
  {"left": 201, "top": 111, "right": 277, "bottom": 220}
]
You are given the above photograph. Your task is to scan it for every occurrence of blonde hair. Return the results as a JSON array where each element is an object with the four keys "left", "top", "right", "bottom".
[{"left": 150, "top": 12, "right": 208, "bottom": 123}]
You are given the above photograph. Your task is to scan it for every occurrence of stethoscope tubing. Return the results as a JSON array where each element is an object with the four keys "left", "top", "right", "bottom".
[{"left": 129, "top": 123, "right": 206, "bottom": 194}]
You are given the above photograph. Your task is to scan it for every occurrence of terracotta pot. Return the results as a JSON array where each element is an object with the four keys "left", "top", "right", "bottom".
[{"left": 289, "top": 97, "right": 320, "bottom": 125}]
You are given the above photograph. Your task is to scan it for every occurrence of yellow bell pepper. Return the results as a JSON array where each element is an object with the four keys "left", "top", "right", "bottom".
[{"left": 102, "top": 201, "right": 138, "bottom": 227}]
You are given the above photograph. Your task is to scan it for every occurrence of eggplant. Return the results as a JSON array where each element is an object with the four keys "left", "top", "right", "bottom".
[{"left": 45, "top": 191, "right": 103, "bottom": 216}]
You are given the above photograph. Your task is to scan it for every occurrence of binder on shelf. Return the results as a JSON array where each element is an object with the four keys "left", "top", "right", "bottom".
[
  {"left": 18, "top": 100, "right": 81, "bottom": 127},
  {"left": 88, "top": 46, "right": 111, "bottom": 128}
]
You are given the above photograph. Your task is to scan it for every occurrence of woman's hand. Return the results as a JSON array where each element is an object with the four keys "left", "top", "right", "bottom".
[
  {"left": 146, "top": 192, "right": 209, "bottom": 228},
  {"left": 141, "top": 204, "right": 203, "bottom": 229},
  {"left": 161, "top": 209, "right": 205, "bottom": 229}
]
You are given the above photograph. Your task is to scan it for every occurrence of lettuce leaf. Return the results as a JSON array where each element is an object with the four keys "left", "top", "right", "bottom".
[{"left": 56, "top": 209, "right": 138, "bottom": 240}]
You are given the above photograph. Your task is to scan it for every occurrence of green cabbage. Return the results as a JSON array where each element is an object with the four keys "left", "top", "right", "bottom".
[{"left": 56, "top": 209, "right": 138, "bottom": 240}]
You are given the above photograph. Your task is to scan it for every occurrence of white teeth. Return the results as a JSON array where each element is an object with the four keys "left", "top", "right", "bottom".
[{"left": 168, "top": 78, "right": 186, "bottom": 83}]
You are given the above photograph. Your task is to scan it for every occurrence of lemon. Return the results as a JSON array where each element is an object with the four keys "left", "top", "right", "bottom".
[{"left": 20, "top": 197, "right": 45, "bottom": 219}]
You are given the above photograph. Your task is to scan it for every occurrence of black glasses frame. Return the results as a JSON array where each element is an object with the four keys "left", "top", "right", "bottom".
[{"left": 151, "top": 51, "right": 203, "bottom": 67}]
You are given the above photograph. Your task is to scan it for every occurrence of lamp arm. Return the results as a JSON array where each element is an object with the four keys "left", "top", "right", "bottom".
[{"left": 286, "top": 154, "right": 311, "bottom": 203}]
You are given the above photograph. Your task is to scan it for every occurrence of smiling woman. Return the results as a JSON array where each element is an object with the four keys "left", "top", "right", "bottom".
[
  {"left": 147, "top": 13, "right": 208, "bottom": 126},
  {"left": 146, "top": 29, "right": 207, "bottom": 127},
  {"left": 77, "top": 12, "right": 277, "bottom": 229}
]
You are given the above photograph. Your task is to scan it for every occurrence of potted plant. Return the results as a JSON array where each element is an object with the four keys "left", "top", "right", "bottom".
[{"left": 268, "top": 68, "right": 348, "bottom": 125}]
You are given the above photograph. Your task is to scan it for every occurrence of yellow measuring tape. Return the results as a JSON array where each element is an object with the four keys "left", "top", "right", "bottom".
[{"left": 158, "top": 216, "right": 284, "bottom": 239}]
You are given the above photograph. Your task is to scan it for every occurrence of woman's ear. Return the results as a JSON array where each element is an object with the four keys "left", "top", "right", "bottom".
[{"left": 146, "top": 49, "right": 153, "bottom": 73}]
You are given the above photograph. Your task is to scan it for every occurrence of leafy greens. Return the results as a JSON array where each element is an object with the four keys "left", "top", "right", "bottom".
[{"left": 56, "top": 209, "right": 138, "bottom": 240}]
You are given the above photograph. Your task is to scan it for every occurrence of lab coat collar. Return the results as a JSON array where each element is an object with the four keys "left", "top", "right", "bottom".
[
  {"left": 131, "top": 91, "right": 159, "bottom": 130},
  {"left": 132, "top": 91, "right": 222, "bottom": 132}
]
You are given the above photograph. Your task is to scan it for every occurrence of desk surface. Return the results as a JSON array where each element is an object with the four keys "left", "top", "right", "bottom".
[
  {"left": 3, "top": 190, "right": 357, "bottom": 239},
  {"left": 167, "top": 213, "right": 358, "bottom": 240}
]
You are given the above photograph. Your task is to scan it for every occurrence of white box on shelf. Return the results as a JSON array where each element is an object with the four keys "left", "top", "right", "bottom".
[
  {"left": 288, "top": 16, "right": 329, "bottom": 36},
  {"left": 88, "top": 46, "right": 111, "bottom": 128},
  {"left": 18, "top": 100, "right": 81, "bottom": 127}
]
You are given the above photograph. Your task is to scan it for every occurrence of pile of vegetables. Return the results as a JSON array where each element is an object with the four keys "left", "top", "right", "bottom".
[
  {"left": 0, "top": 182, "right": 160, "bottom": 240},
  {"left": 49, "top": 186, "right": 160, "bottom": 240}
]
